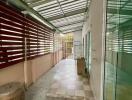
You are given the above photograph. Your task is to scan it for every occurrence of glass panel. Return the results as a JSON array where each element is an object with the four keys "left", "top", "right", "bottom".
[
  {"left": 33, "top": 0, "right": 57, "bottom": 10},
  {"left": 105, "top": 0, "right": 132, "bottom": 100},
  {"left": 85, "top": 32, "right": 92, "bottom": 72},
  {"left": 88, "top": 32, "right": 91, "bottom": 71},
  {"left": 116, "top": 0, "right": 132, "bottom": 100},
  {"left": 104, "top": 0, "right": 119, "bottom": 100}
]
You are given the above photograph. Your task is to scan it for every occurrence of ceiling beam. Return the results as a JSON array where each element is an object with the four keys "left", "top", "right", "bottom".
[
  {"left": 56, "top": 0, "right": 65, "bottom": 17},
  {"left": 61, "top": 26, "right": 82, "bottom": 32},
  {"left": 62, "top": 28, "right": 82, "bottom": 34},
  {"left": 37, "top": 0, "right": 84, "bottom": 12},
  {"left": 29, "top": 0, "right": 54, "bottom": 7},
  {"left": 59, "top": 25, "right": 83, "bottom": 31},
  {"left": 7, "top": 0, "right": 60, "bottom": 32},
  {"left": 47, "top": 8, "right": 86, "bottom": 21},
  {"left": 56, "top": 20, "right": 84, "bottom": 28},
  {"left": 25, "top": 0, "right": 42, "bottom": 3}
]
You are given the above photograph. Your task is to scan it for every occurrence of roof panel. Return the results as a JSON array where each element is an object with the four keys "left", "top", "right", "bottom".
[
  {"left": 59, "top": 0, "right": 75, "bottom": 4},
  {"left": 63, "top": 6, "right": 86, "bottom": 13},
  {"left": 24, "top": 0, "right": 90, "bottom": 33},
  {"left": 61, "top": 0, "right": 86, "bottom": 7},
  {"left": 38, "top": 8, "right": 62, "bottom": 14},
  {"left": 36, "top": 3, "right": 59, "bottom": 11},
  {"left": 59, "top": 22, "right": 83, "bottom": 30},
  {"left": 33, "top": 0, "right": 57, "bottom": 10}
]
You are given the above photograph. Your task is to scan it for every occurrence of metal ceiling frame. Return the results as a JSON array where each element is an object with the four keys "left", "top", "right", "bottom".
[
  {"left": 60, "top": 25, "right": 83, "bottom": 31},
  {"left": 24, "top": 0, "right": 90, "bottom": 33},
  {"left": 62, "top": 28, "right": 82, "bottom": 34},
  {"left": 38, "top": 2, "right": 86, "bottom": 14},
  {"left": 39, "top": 6, "right": 85, "bottom": 18},
  {"left": 47, "top": 8, "right": 86, "bottom": 21},
  {"left": 25, "top": 0, "right": 42, "bottom": 3},
  {"left": 56, "top": 20, "right": 84, "bottom": 28},
  {"left": 61, "top": 26, "right": 83, "bottom": 31},
  {"left": 28, "top": 0, "right": 54, "bottom": 7},
  {"left": 7, "top": 0, "right": 60, "bottom": 31},
  {"left": 56, "top": 0, "right": 65, "bottom": 17},
  {"left": 37, "top": 0, "right": 84, "bottom": 12}
]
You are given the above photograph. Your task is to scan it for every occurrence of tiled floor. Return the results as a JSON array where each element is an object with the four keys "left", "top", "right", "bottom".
[{"left": 26, "top": 58, "right": 94, "bottom": 100}]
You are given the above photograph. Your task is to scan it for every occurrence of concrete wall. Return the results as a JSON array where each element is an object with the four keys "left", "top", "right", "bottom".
[
  {"left": 0, "top": 62, "right": 25, "bottom": 86},
  {"left": 31, "top": 53, "right": 54, "bottom": 82},
  {"left": 54, "top": 50, "right": 63, "bottom": 65},
  {"left": 0, "top": 50, "right": 63, "bottom": 87},
  {"left": 82, "top": 0, "right": 106, "bottom": 100}
]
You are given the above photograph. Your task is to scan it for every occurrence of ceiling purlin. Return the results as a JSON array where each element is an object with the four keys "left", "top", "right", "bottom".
[
  {"left": 25, "top": 0, "right": 90, "bottom": 33},
  {"left": 62, "top": 28, "right": 82, "bottom": 34},
  {"left": 28, "top": 0, "right": 54, "bottom": 7},
  {"left": 47, "top": 8, "right": 86, "bottom": 21},
  {"left": 56, "top": 20, "right": 84, "bottom": 28},
  {"left": 37, "top": 0, "right": 82, "bottom": 12}
]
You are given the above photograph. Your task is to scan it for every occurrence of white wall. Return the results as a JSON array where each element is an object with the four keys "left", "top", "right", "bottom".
[
  {"left": 82, "top": 0, "right": 106, "bottom": 100},
  {"left": 74, "top": 31, "right": 82, "bottom": 42},
  {"left": 73, "top": 31, "right": 82, "bottom": 59},
  {"left": 0, "top": 62, "right": 25, "bottom": 86}
]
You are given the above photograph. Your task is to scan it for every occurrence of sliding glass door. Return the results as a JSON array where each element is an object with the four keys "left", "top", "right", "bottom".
[
  {"left": 104, "top": 0, "right": 132, "bottom": 100},
  {"left": 104, "top": 0, "right": 119, "bottom": 98},
  {"left": 116, "top": 0, "right": 132, "bottom": 99}
]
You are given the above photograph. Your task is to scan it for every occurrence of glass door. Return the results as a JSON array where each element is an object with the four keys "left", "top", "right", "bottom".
[
  {"left": 104, "top": 0, "right": 119, "bottom": 100},
  {"left": 85, "top": 34, "right": 88, "bottom": 71},
  {"left": 116, "top": 0, "right": 132, "bottom": 100},
  {"left": 85, "top": 32, "right": 92, "bottom": 73},
  {"left": 104, "top": 0, "right": 132, "bottom": 100}
]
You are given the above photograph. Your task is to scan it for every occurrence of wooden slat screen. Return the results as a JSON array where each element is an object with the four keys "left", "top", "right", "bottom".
[
  {"left": 0, "top": 1, "right": 54, "bottom": 68},
  {"left": 25, "top": 17, "right": 54, "bottom": 60},
  {"left": 0, "top": 2, "right": 25, "bottom": 69}
]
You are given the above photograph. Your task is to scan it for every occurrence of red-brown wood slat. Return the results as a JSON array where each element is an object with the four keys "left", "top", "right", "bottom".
[
  {"left": 0, "top": 3, "right": 24, "bottom": 19},
  {"left": 0, "top": 2, "right": 25, "bottom": 69},
  {"left": 1, "top": 36, "right": 24, "bottom": 41},
  {"left": 0, "top": 17, "right": 23, "bottom": 28},
  {"left": 1, "top": 24, "right": 24, "bottom": 33},
  {"left": 26, "top": 17, "right": 51, "bottom": 33},
  {"left": 1, "top": 30, "right": 25, "bottom": 37},
  {"left": 26, "top": 17, "right": 53, "bottom": 34},
  {"left": 0, "top": 47, "right": 24, "bottom": 50},
  {"left": 2, "top": 42, "right": 24, "bottom": 45},
  {"left": 0, "top": 11, "right": 24, "bottom": 24},
  {"left": 0, "top": 1, "right": 54, "bottom": 69},
  {"left": 0, "top": 55, "right": 24, "bottom": 61},
  {"left": 0, "top": 51, "right": 23, "bottom": 56}
]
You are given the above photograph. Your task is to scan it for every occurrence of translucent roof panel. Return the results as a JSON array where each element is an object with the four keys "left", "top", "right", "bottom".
[
  {"left": 24, "top": 0, "right": 91, "bottom": 33},
  {"left": 51, "top": 13, "right": 85, "bottom": 26},
  {"left": 33, "top": 0, "right": 58, "bottom": 10},
  {"left": 59, "top": 22, "right": 83, "bottom": 30}
]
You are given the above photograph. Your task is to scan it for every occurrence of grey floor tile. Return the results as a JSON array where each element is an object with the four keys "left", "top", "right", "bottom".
[{"left": 26, "top": 58, "right": 94, "bottom": 100}]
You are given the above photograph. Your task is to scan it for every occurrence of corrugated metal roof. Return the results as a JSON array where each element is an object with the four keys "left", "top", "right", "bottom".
[{"left": 24, "top": 0, "right": 90, "bottom": 33}]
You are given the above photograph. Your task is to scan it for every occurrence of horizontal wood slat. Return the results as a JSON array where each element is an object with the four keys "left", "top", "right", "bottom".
[{"left": 0, "top": 1, "right": 54, "bottom": 69}]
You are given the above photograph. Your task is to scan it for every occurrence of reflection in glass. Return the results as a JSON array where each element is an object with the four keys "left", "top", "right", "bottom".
[{"left": 104, "top": 0, "right": 132, "bottom": 100}]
